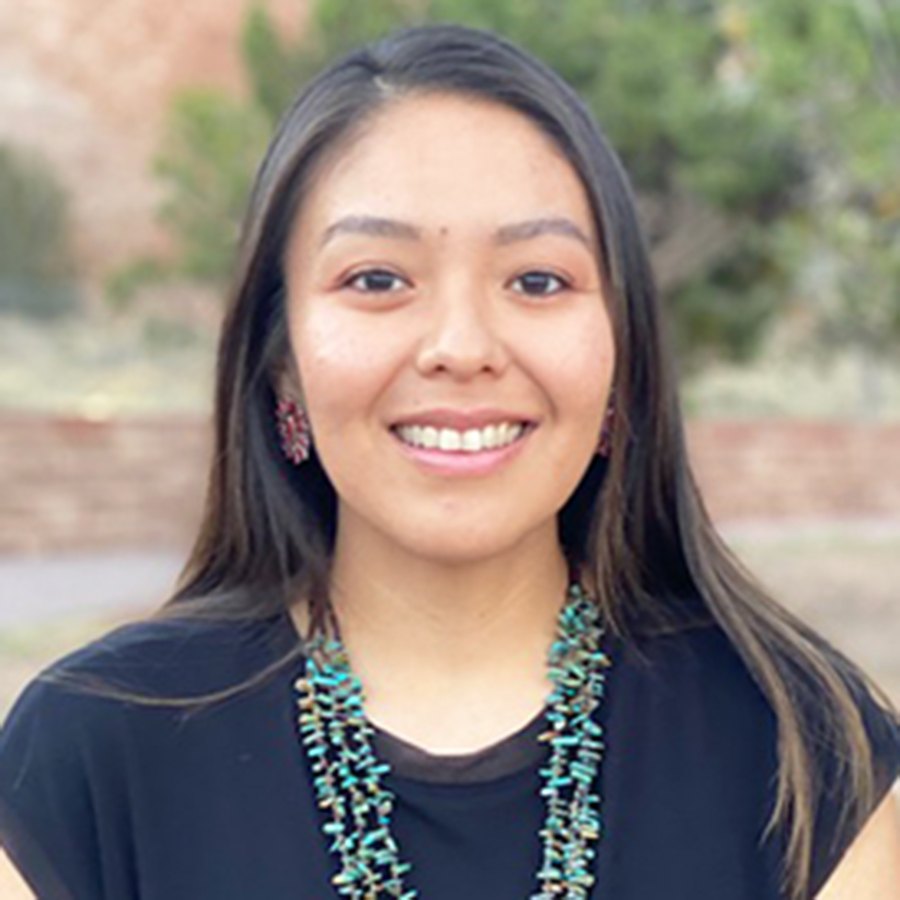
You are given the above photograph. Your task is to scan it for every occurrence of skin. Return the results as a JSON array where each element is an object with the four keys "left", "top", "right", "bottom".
[
  {"left": 816, "top": 786, "right": 900, "bottom": 898},
  {"left": 284, "top": 93, "right": 613, "bottom": 753}
]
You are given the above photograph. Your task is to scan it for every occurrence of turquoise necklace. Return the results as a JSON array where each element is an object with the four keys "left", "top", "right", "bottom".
[{"left": 294, "top": 582, "right": 611, "bottom": 899}]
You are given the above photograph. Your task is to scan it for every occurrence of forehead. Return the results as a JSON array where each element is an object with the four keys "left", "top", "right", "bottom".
[{"left": 290, "top": 92, "right": 597, "bottom": 246}]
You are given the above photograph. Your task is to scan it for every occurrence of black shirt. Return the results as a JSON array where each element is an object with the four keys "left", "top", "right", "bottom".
[{"left": 1, "top": 609, "right": 898, "bottom": 899}]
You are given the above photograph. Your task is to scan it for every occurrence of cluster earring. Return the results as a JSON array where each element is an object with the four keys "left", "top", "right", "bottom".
[
  {"left": 276, "top": 397, "right": 312, "bottom": 464},
  {"left": 596, "top": 398, "right": 615, "bottom": 458}
]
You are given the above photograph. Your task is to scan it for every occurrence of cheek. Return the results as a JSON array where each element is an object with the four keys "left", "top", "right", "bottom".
[
  {"left": 287, "top": 308, "right": 401, "bottom": 428},
  {"left": 531, "top": 312, "right": 615, "bottom": 414}
]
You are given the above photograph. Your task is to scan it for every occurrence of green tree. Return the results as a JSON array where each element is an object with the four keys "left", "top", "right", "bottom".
[
  {"left": 742, "top": 0, "right": 900, "bottom": 409},
  {"left": 132, "top": 0, "right": 897, "bottom": 371},
  {"left": 242, "top": 5, "right": 311, "bottom": 124},
  {"left": 0, "top": 144, "right": 80, "bottom": 319},
  {"left": 109, "top": 90, "right": 271, "bottom": 303}
]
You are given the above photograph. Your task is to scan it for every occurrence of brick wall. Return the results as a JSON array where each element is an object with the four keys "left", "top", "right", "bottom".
[
  {"left": 0, "top": 414, "right": 209, "bottom": 554},
  {"left": 1, "top": 414, "right": 899, "bottom": 554},
  {"left": 0, "top": 0, "right": 307, "bottom": 279},
  {"left": 687, "top": 421, "right": 900, "bottom": 520}
]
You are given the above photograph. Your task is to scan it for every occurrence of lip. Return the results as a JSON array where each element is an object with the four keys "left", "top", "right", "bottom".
[
  {"left": 390, "top": 408, "right": 535, "bottom": 430},
  {"left": 390, "top": 420, "right": 535, "bottom": 477}
]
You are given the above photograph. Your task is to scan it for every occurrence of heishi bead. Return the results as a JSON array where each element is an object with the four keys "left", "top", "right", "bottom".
[{"left": 296, "top": 582, "right": 608, "bottom": 899}]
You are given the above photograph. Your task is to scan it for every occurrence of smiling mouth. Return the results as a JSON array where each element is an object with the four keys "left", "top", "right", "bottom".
[{"left": 391, "top": 421, "right": 532, "bottom": 453}]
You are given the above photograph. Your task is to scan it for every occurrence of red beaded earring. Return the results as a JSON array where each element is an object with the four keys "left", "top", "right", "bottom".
[
  {"left": 596, "top": 398, "right": 615, "bottom": 458},
  {"left": 276, "top": 398, "right": 312, "bottom": 464}
]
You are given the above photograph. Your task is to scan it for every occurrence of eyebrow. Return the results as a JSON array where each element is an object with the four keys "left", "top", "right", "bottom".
[
  {"left": 494, "top": 217, "right": 593, "bottom": 249},
  {"left": 320, "top": 215, "right": 421, "bottom": 247},
  {"left": 319, "top": 215, "right": 593, "bottom": 251}
]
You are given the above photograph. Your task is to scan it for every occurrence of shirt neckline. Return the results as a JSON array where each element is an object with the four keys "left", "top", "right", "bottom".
[
  {"left": 272, "top": 606, "right": 614, "bottom": 786},
  {"left": 372, "top": 707, "right": 549, "bottom": 785}
]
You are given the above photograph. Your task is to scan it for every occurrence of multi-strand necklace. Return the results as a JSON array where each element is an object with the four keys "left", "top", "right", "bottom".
[{"left": 294, "top": 582, "right": 611, "bottom": 899}]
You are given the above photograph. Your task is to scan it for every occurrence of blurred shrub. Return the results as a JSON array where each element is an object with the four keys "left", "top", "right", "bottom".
[
  {"left": 105, "top": 258, "right": 172, "bottom": 311},
  {"left": 142, "top": 315, "right": 202, "bottom": 350},
  {"left": 749, "top": 0, "right": 900, "bottom": 374},
  {"left": 108, "top": 90, "right": 271, "bottom": 304},
  {"left": 0, "top": 144, "right": 80, "bottom": 319}
]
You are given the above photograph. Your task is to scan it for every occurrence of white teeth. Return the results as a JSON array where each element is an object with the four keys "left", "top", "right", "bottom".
[
  {"left": 439, "top": 429, "right": 461, "bottom": 451},
  {"left": 461, "top": 429, "right": 482, "bottom": 451},
  {"left": 395, "top": 422, "right": 526, "bottom": 452}
]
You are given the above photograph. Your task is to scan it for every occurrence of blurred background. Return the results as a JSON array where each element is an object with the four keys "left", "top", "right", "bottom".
[{"left": 1, "top": 0, "right": 899, "bottom": 733}]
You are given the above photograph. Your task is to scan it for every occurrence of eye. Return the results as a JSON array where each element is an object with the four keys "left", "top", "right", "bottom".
[
  {"left": 510, "top": 270, "right": 571, "bottom": 297},
  {"left": 343, "top": 268, "right": 408, "bottom": 293}
]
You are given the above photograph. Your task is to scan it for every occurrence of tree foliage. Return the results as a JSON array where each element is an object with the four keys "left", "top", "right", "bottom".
[
  {"left": 747, "top": 0, "right": 900, "bottom": 365},
  {"left": 129, "top": 0, "right": 900, "bottom": 370},
  {"left": 109, "top": 90, "right": 271, "bottom": 302},
  {"left": 0, "top": 144, "right": 80, "bottom": 319}
]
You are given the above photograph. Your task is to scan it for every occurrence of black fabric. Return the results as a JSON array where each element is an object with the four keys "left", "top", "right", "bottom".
[
  {"left": 1, "top": 610, "right": 898, "bottom": 900},
  {"left": 372, "top": 706, "right": 546, "bottom": 784}
]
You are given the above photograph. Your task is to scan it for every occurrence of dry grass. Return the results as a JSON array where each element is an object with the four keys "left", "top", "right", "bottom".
[
  {"left": 730, "top": 528, "right": 900, "bottom": 703},
  {"left": 0, "top": 313, "right": 215, "bottom": 417}
]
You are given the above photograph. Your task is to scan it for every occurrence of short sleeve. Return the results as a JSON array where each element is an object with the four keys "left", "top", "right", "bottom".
[
  {"left": 809, "top": 679, "right": 900, "bottom": 896},
  {"left": 0, "top": 614, "right": 292, "bottom": 900},
  {"left": 0, "top": 675, "right": 110, "bottom": 900}
]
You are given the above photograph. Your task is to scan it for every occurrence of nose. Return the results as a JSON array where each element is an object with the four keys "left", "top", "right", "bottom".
[{"left": 414, "top": 281, "right": 510, "bottom": 380}]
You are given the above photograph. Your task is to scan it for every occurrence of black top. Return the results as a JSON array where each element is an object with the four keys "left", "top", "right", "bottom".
[{"left": 1, "top": 609, "right": 898, "bottom": 900}]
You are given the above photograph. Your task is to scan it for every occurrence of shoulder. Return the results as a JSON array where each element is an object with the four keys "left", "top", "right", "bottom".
[
  {"left": 614, "top": 618, "right": 900, "bottom": 893},
  {"left": 0, "top": 610, "right": 296, "bottom": 778},
  {"left": 610, "top": 621, "right": 780, "bottom": 776},
  {"left": 0, "top": 610, "right": 299, "bottom": 898},
  {"left": 614, "top": 619, "right": 774, "bottom": 724},
  {"left": 806, "top": 661, "right": 900, "bottom": 895},
  {"left": 618, "top": 618, "right": 899, "bottom": 767},
  {"left": 610, "top": 616, "right": 899, "bottom": 784},
  {"left": 15, "top": 609, "right": 294, "bottom": 701}
]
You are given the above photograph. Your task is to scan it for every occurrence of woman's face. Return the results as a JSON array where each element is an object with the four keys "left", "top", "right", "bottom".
[{"left": 284, "top": 92, "right": 615, "bottom": 565}]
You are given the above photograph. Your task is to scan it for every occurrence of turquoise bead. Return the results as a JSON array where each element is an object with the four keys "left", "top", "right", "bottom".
[{"left": 295, "top": 581, "right": 609, "bottom": 899}]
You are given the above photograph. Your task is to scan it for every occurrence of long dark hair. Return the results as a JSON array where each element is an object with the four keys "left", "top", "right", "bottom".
[{"left": 62, "top": 24, "right": 897, "bottom": 900}]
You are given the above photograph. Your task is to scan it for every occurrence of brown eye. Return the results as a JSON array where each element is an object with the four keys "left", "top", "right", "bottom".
[
  {"left": 345, "top": 269, "right": 407, "bottom": 293},
  {"left": 512, "top": 270, "right": 569, "bottom": 297}
]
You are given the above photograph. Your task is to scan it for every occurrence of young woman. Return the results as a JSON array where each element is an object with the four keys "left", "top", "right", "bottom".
[{"left": 1, "top": 24, "right": 898, "bottom": 900}]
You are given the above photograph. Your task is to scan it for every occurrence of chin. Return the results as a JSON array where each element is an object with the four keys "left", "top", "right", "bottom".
[
  {"left": 336, "top": 498, "right": 561, "bottom": 570},
  {"left": 392, "top": 519, "right": 556, "bottom": 569},
  {"left": 405, "top": 541, "right": 514, "bottom": 568}
]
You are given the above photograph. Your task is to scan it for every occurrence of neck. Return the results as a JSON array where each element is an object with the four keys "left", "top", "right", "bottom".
[
  {"left": 318, "top": 518, "right": 570, "bottom": 752},
  {"left": 330, "top": 518, "right": 569, "bottom": 672}
]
